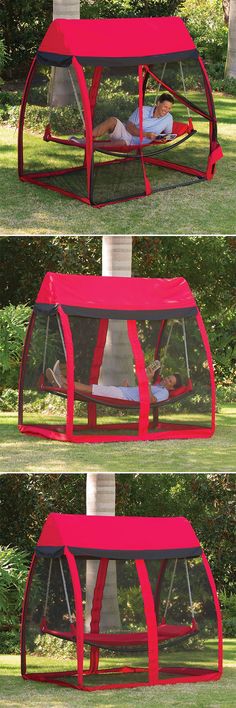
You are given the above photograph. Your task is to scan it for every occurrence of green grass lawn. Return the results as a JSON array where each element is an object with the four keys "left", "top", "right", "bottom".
[
  {"left": 0, "top": 639, "right": 235, "bottom": 706},
  {"left": 0, "top": 405, "right": 235, "bottom": 473},
  {"left": 0, "top": 93, "right": 235, "bottom": 234}
]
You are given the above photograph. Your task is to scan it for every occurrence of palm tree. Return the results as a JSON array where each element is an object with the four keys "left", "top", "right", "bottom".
[
  {"left": 85, "top": 236, "right": 133, "bottom": 631},
  {"left": 52, "top": 2, "right": 81, "bottom": 105},
  {"left": 224, "top": 0, "right": 236, "bottom": 78}
]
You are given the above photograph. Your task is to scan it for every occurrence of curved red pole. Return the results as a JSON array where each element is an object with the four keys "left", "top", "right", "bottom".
[
  {"left": 57, "top": 306, "right": 74, "bottom": 441},
  {"left": 127, "top": 320, "right": 150, "bottom": 438},
  {"left": 135, "top": 559, "right": 158, "bottom": 685},
  {"left": 196, "top": 310, "right": 215, "bottom": 435},
  {"left": 65, "top": 548, "right": 85, "bottom": 688},
  {"left": 72, "top": 58, "right": 93, "bottom": 203},
  {"left": 18, "top": 56, "right": 37, "bottom": 176},
  {"left": 21, "top": 552, "right": 37, "bottom": 676},
  {"left": 18, "top": 311, "right": 36, "bottom": 426},
  {"left": 202, "top": 552, "right": 223, "bottom": 676}
]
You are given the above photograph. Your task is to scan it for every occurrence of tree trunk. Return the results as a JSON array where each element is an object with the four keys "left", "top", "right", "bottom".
[
  {"left": 99, "top": 236, "right": 134, "bottom": 385},
  {"left": 85, "top": 236, "right": 133, "bottom": 633},
  {"left": 52, "top": 2, "right": 80, "bottom": 106},
  {"left": 225, "top": 0, "right": 236, "bottom": 78},
  {"left": 85, "top": 474, "right": 120, "bottom": 631}
]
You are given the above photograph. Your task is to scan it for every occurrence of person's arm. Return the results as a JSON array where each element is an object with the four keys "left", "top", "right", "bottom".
[
  {"left": 148, "top": 383, "right": 157, "bottom": 403},
  {"left": 126, "top": 121, "right": 156, "bottom": 141}
]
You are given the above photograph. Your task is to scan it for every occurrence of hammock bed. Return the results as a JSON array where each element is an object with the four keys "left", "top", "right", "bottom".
[
  {"left": 18, "top": 273, "right": 215, "bottom": 443},
  {"left": 18, "top": 17, "right": 223, "bottom": 206},
  {"left": 21, "top": 513, "right": 223, "bottom": 692}
]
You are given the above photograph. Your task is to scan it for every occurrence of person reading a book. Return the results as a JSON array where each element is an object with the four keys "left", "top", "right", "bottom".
[
  {"left": 90, "top": 92, "right": 175, "bottom": 146},
  {"left": 46, "top": 360, "right": 182, "bottom": 404}
]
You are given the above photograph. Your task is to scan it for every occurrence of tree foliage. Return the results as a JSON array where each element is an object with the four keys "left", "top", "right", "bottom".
[
  {"left": 0, "top": 473, "right": 234, "bottom": 596},
  {"left": 179, "top": 0, "right": 228, "bottom": 66},
  {"left": 0, "top": 1, "right": 181, "bottom": 78},
  {"left": 0, "top": 236, "right": 235, "bottom": 391}
]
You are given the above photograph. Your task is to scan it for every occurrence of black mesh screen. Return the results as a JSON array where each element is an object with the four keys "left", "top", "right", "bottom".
[
  {"left": 69, "top": 315, "right": 140, "bottom": 438},
  {"left": 136, "top": 316, "right": 212, "bottom": 430},
  {"left": 23, "top": 552, "right": 218, "bottom": 688},
  {"left": 144, "top": 59, "right": 210, "bottom": 116},
  {"left": 23, "top": 557, "right": 77, "bottom": 678},
  {"left": 22, "top": 61, "right": 89, "bottom": 199},
  {"left": 92, "top": 157, "right": 146, "bottom": 204},
  {"left": 146, "top": 556, "right": 218, "bottom": 678},
  {"left": 20, "top": 311, "right": 67, "bottom": 430}
]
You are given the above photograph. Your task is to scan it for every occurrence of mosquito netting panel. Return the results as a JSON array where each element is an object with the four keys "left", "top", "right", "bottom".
[
  {"left": 91, "top": 64, "right": 147, "bottom": 204},
  {"left": 136, "top": 315, "right": 212, "bottom": 430},
  {"left": 69, "top": 315, "right": 141, "bottom": 438},
  {"left": 20, "top": 311, "right": 67, "bottom": 430},
  {"left": 139, "top": 60, "right": 211, "bottom": 193},
  {"left": 76, "top": 555, "right": 149, "bottom": 687},
  {"left": 22, "top": 61, "right": 90, "bottom": 198},
  {"left": 23, "top": 556, "right": 77, "bottom": 681},
  {"left": 146, "top": 555, "right": 219, "bottom": 679}
]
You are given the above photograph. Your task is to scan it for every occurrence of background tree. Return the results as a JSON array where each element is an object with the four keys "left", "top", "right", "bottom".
[{"left": 224, "top": 0, "right": 236, "bottom": 78}]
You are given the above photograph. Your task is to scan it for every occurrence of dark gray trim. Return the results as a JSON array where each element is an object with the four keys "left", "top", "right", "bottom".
[
  {"left": 37, "top": 49, "right": 198, "bottom": 68},
  {"left": 35, "top": 545, "right": 202, "bottom": 560},
  {"left": 34, "top": 303, "right": 198, "bottom": 320}
]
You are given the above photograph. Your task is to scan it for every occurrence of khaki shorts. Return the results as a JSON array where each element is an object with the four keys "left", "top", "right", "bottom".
[
  {"left": 92, "top": 384, "right": 126, "bottom": 399},
  {"left": 110, "top": 118, "right": 133, "bottom": 145}
]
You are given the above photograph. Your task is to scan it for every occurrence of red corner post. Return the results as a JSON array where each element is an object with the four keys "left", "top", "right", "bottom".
[
  {"left": 127, "top": 320, "right": 150, "bottom": 438},
  {"left": 18, "top": 56, "right": 37, "bottom": 177},
  {"left": 196, "top": 310, "right": 216, "bottom": 435},
  {"left": 72, "top": 58, "right": 93, "bottom": 202},
  {"left": 65, "top": 548, "right": 85, "bottom": 688},
  {"left": 202, "top": 552, "right": 223, "bottom": 677},
  {"left": 136, "top": 560, "right": 158, "bottom": 685},
  {"left": 57, "top": 307, "right": 74, "bottom": 441},
  {"left": 138, "top": 65, "right": 152, "bottom": 196}
]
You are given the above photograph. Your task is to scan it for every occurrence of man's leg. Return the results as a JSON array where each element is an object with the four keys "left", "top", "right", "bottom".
[
  {"left": 74, "top": 382, "right": 93, "bottom": 395},
  {"left": 92, "top": 117, "right": 117, "bottom": 138}
]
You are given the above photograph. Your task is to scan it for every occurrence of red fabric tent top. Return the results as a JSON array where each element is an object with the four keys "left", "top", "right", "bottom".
[
  {"left": 38, "top": 17, "right": 197, "bottom": 64},
  {"left": 35, "top": 273, "right": 197, "bottom": 315},
  {"left": 36, "top": 513, "right": 201, "bottom": 557}
]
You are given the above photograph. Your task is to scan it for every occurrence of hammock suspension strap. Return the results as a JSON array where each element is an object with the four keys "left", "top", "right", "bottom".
[
  {"left": 59, "top": 559, "right": 73, "bottom": 624},
  {"left": 68, "top": 67, "right": 85, "bottom": 129},
  {"left": 43, "top": 558, "right": 52, "bottom": 617}
]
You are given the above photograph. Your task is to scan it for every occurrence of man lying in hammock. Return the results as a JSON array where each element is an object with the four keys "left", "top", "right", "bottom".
[
  {"left": 91, "top": 92, "right": 175, "bottom": 146},
  {"left": 46, "top": 360, "right": 182, "bottom": 404}
]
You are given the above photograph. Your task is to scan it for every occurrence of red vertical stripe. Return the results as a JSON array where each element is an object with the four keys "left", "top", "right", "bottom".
[
  {"left": 196, "top": 310, "right": 215, "bottom": 435},
  {"left": 65, "top": 548, "right": 84, "bottom": 687},
  {"left": 72, "top": 58, "right": 93, "bottom": 202},
  {"left": 57, "top": 307, "right": 74, "bottom": 440},
  {"left": 136, "top": 560, "right": 158, "bottom": 685},
  {"left": 127, "top": 320, "right": 150, "bottom": 437},
  {"left": 202, "top": 552, "right": 223, "bottom": 676},
  {"left": 88, "top": 319, "right": 108, "bottom": 427}
]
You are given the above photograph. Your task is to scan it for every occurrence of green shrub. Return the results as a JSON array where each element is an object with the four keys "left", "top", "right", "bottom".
[
  {"left": 179, "top": 0, "right": 228, "bottom": 67},
  {"left": 0, "top": 304, "right": 31, "bottom": 390},
  {"left": 0, "top": 546, "right": 29, "bottom": 631},
  {"left": 220, "top": 593, "right": 236, "bottom": 638}
]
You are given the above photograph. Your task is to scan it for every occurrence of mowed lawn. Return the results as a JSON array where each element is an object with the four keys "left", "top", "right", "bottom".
[
  {"left": 0, "top": 405, "right": 235, "bottom": 473},
  {"left": 0, "top": 639, "right": 235, "bottom": 707},
  {"left": 0, "top": 93, "right": 235, "bottom": 234}
]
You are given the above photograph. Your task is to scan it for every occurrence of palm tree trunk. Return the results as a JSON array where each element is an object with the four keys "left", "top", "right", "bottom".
[
  {"left": 225, "top": 0, "right": 236, "bottom": 78},
  {"left": 85, "top": 474, "right": 120, "bottom": 631},
  {"left": 85, "top": 236, "right": 133, "bottom": 632},
  {"left": 52, "top": 2, "right": 81, "bottom": 106},
  {"left": 100, "top": 236, "right": 134, "bottom": 385}
]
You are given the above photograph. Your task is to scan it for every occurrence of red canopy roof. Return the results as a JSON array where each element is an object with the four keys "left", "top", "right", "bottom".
[
  {"left": 35, "top": 273, "right": 197, "bottom": 318},
  {"left": 38, "top": 17, "right": 197, "bottom": 66},
  {"left": 36, "top": 513, "right": 201, "bottom": 559}
]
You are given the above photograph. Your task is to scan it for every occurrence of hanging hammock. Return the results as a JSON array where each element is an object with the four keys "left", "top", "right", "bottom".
[
  {"left": 43, "top": 119, "right": 196, "bottom": 159},
  {"left": 39, "top": 374, "right": 193, "bottom": 409},
  {"left": 40, "top": 557, "right": 198, "bottom": 648}
]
